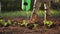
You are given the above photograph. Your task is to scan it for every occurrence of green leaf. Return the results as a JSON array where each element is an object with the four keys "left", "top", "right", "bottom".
[{"left": 43, "top": 20, "right": 54, "bottom": 27}]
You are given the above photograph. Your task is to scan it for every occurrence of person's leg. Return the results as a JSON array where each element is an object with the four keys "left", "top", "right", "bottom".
[
  {"left": 27, "top": 0, "right": 43, "bottom": 29},
  {"left": 29, "top": 0, "right": 42, "bottom": 24},
  {"left": 44, "top": 0, "right": 51, "bottom": 20}
]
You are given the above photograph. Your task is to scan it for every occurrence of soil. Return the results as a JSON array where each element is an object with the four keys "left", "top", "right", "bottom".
[{"left": 0, "top": 16, "right": 60, "bottom": 34}]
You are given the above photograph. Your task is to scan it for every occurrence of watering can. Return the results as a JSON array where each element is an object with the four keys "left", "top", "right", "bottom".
[{"left": 22, "top": 0, "right": 31, "bottom": 11}]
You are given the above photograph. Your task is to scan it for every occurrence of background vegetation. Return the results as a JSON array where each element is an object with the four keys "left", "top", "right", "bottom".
[
  {"left": 0, "top": 0, "right": 60, "bottom": 17},
  {"left": 1, "top": 0, "right": 60, "bottom": 11}
]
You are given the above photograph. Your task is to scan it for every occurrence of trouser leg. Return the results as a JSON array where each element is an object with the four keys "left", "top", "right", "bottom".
[
  {"left": 44, "top": 1, "right": 51, "bottom": 20},
  {"left": 29, "top": 0, "right": 42, "bottom": 24}
]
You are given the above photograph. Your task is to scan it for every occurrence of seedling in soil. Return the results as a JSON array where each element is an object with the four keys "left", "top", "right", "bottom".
[
  {"left": 21, "top": 20, "right": 28, "bottom": 27},
  {"left": 0, "top": 19, "right": 7, "bottom": 26},
  {"left": 0, "top": 19, "right": 3, "bottom": 22},
  {"left": 0, "top": 19, "right": 12, "bottom": 27},
  {"left": 43, "top": 20, "right": 54, "bottom": 27},
  {"left": 21, "top": 20, "right": 38, "bottom": 29},
  {"left": 33, "top": 24, "right": 38, "bottom": 28},
  {"left": 7, "top": 20, "right": 12, "bottom": 25}
]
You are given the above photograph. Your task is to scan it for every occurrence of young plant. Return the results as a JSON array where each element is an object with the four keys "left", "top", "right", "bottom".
[
  {"left": 33, "top": 23, "right": 38, "bottom": 28},
  {"left": 8, "top": 20, "right": 11, "bottom": 24},
  {"left": 7, "top": 20, "right": 12, "bottom": 26},
  {"left": 3, "top": 20, "right": 12, "bottom": 26},
  {"left": 21, "top": 20, "right": 28, "bottom": 27},
  {"left": 0, "top": 19, "right": 12, "bottom": 27},
  {"left": 0, "top": 19, "right": 7, "bottom": 26},
  {"left": 43, "top": 20, "right": 54, "bottom": 27}
]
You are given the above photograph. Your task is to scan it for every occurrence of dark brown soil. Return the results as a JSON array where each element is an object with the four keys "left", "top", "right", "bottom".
[{"left": 0, "top": 17, "right": 60, "bottom": 34}]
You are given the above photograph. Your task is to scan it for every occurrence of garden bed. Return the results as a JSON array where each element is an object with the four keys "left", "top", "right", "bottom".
[{"left": 0, "top": 17, "right": 60, "bottom": 34}]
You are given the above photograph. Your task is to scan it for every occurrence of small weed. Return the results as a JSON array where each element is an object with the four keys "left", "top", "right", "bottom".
[
  {"left": 43, "top": 20, "right": 54, "bottom": 27},
  {"left": 0, "top": 19, "right": 12, "bottom": 27},
  {"left": 21, "top": 20, "right": 28, "bottom": 27}
]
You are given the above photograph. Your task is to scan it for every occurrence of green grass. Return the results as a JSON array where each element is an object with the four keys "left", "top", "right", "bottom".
[{"left": 0, "top": 10, "right": 60, "bottom": 17}]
